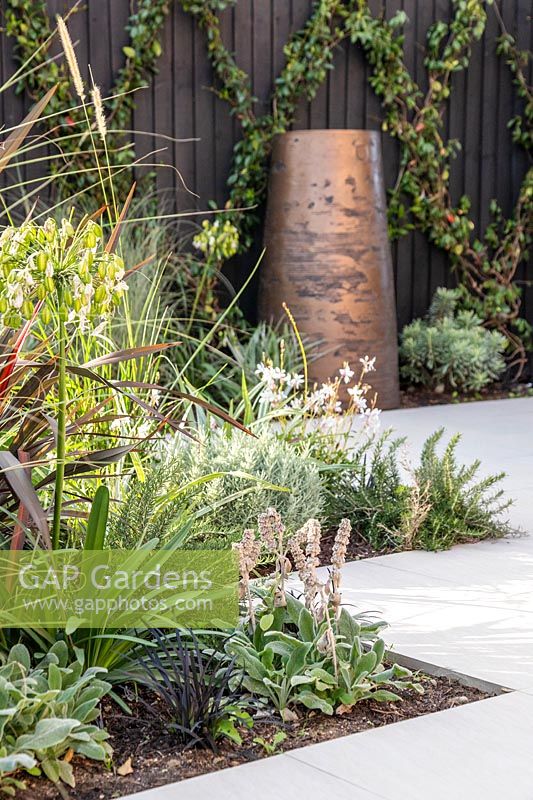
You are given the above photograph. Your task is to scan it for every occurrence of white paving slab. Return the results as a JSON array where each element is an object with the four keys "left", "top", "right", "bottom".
[
  {"left": 314, "top": 536, "right": 533, "bottom": 689},
  {"left": 370, "top": 535, "right": 533, "bottom": 592},
  {"left": 117, "top": 400, "right": 533, "bottom": 800},
  {"left": 379, "top": 397, "right": 533, "bottom": 531},
  {"left": 288, "top": 692, "right": 533, "bottom": 800},
  {"left": 386, "top": 606, "right": 533, "bottom": 690},
  {"left": 117, "top": 752, "right": 387, "bottom": 800},
  {"left": 341, "top": 399, "right": 533, "bottom": 688},
  {"left": 320, "top": 538, "right": 533, "bottom": 619}
]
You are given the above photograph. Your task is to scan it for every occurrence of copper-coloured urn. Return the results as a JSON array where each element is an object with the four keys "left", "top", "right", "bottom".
[{"left": 259, "top": 129, "right": 400, "bottom": 409}]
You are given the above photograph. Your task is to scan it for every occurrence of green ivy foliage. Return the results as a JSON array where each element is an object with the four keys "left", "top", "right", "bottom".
[
  {"left": 343, "top": 0, "right": 532, "bottom": 373},
  {"left": 179, "top": 0, "right": 531, "bottom": 372},
  {"left": 181, "top": 0, "right": 344, "bottom": 247},
  {"left": 4, "top": 0, "right": 172, "bottom": 196},
  {"left": 4, "top": 0, "right": 532, "bottom": 371}
]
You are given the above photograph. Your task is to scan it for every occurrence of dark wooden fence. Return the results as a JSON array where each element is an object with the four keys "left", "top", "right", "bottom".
[{"left": 0, "top": 0, "right": 531, "bottom": 331}]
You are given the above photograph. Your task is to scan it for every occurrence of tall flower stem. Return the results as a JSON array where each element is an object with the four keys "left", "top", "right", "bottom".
[{"left": 52, "top": 292, "right": 67, "bottom": 549}]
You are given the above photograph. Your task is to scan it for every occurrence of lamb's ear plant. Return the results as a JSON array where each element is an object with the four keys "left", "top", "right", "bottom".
[
  {"left": 228, "top": 511, "right": 421, "bottom": 719},
  {"left": 0, "top": 642, "right": 112, "bottom": 793}
]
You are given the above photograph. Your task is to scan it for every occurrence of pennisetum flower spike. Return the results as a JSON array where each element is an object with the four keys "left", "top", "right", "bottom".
[
  {"left": 91, "top": 85, "right": 107, "bottom": 142},
  {"left": 56, "top": 16, "right": 86, "bottom": 102}
]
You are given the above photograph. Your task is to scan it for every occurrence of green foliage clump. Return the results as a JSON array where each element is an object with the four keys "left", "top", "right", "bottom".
[
  {"left": 134, "top": 629, "right": 251, "bottom": 750},
  {"left": 171, "top": 430, "right": 324, "bottom": 542},
  {"left": 400, "top": 288, "right": 507, "bottom": 392},
  {"left": 108, "top": 459, "right": 193, "bottom": 549},
  {"left": 0, "top": 642, "right": 111, "bottom": 793},
  {"left": 227, "top": 595, "right": 417, "bottom": 717},
  {"left": 228, "top": 514, "right": 421, "bottom": 716},
  {"left": 324, "top": 433, "right": 409, "bottom": 551},
  {"left": 326, "top": 429, "right": 511, "bottom": 552},
  {"left": 412, "top": 428, "right": 512, "bottom": 550}
]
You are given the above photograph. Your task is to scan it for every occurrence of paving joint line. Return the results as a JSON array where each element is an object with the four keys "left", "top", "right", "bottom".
[{"left": 285, "top": 752, "right": 392, "bottom": 800}]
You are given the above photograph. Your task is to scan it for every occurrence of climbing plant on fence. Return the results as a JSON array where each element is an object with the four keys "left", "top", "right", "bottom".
[
  {"left": 3, "top": 0, "right": 172, "bottom": 196},
  {"left": 343, "top": 1, "right": 533, "bottom": 373},
  {"left": 180, "top": 0, "right": 532, "bottom": 375},
  {"left": 3, "top": 0, "right": 532, "bottom": 372}
]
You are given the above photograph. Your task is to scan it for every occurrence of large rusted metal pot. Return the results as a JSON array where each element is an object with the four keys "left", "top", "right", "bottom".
[{"left": 259, "top": 130, "right": 400, "bottom": 409}]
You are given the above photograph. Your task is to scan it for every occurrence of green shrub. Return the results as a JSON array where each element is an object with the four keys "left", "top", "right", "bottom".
[
  {"left": 228, "top": 515, "right": 421, "bottom": 717},
  {"left": 108, "top": 460, "right": 194, "bottom": 549},
  {"left": 400, "top": 288, "right": 507, "bottom": 392},
  {"left": 0, "top": 642, "right": 111, "bottom": 793},
  {"left": 324, "top": 433, "right": 408, "bottom": 550},
  {"left": 412, "top": 428, "right": 512, "bottom": 550},
  {"left": 168, "top": 430, "right": 324, "bottom": 543},
  {"left": 326, "top": 429, "right": 511, "bottom": 552},
  {"left": 227, "top": 596, "right": 418, "bottom": 716}
]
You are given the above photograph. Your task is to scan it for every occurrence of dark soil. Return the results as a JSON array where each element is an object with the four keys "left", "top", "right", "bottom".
[
  {"left": 400, "top": 381, "right": 532, "bottom": 409},
  {"left": 319, "top": 528, "right": 383, "bottom": 565},
  {"left": 18, "top": 675, "right": 493, "bottom": 799}
]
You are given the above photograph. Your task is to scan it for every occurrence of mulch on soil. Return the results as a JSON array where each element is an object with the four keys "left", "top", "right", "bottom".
[
  {"left": 400, "top": 381, "right": 532, "bottom": 409},
  {"left": 318, "top": 529, "right": 383, "bottom": 564},
  {"left": 18, "top": 675, "right": 493, "bottom": 799}
]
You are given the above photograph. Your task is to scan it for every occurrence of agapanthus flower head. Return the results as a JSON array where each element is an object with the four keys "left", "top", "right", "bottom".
[
  {"left": 192, "top": 218, "right": 239, "bottom": 262},
  {"left": 0, "top": 217, "right": 127, "bottom": 330}
]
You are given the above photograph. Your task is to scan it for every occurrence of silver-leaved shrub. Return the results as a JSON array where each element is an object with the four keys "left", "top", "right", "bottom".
[
  {"left": 167, "top": 430, "right": 324, "bottom": 542},
  {"left": 400, "top": 288, "right": 507, "bottom": 392},
  {"left": 0, "top": 642, "right": 112, "bottom": 792}
]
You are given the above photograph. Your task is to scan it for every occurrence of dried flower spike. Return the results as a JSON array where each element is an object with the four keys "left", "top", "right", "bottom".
[
  {"left": 91, "top": 85, "right": 107, "bottom": 141},
  {"left": 57, "top": 16, "right": 85, "bottom": 102},
  {"left": 331, "top": 518, "right": 351, "bottom": 617},
  {"left": 258, "top": 507, "right": 284, "bottom": 552},
  {"left": 331, "top": 518, "right": 351, "bottom": 574},
  {"left": 233, "top": 529, "right": 261, "bottom": 628}
]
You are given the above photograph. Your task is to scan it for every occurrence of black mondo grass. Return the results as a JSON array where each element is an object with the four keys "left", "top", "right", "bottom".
[{"left": 133, "top": 629, "right": 244, "bottom": 751}]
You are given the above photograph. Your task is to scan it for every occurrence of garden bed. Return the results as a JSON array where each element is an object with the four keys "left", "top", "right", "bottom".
[
  {"left": 400, "top": 381, "right": 533, "bottom": 409},
  {"left": 17, "top": 675, "right": 491, "bottom": 800},
  {"left": 318, "top": 531, "right": 382, "bottom": 564}
]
